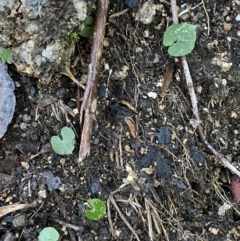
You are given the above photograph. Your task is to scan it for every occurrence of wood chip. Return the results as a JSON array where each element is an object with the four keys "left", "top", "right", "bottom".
[
  {"left": 119, "top": 99, "right": 138, "bottom": 113},
  {"left": 0, "top": 202, "right": 36, "bottom": 218},
  {"left": 124, "top": 117, "right": 137, "bottom": 138}
]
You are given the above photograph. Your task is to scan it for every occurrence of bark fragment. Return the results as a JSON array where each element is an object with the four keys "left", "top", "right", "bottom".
[{"left": 78, "top": 0, "right": 109, "bottom": 162}]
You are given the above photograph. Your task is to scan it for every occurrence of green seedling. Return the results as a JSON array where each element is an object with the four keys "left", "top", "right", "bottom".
[
  {"left": 0, "top": 47, "right": 12, "bottom": 64},
  {"left": 91, "top": 3, "right": 97, "bottom": 11},
  {"left": 79, "top": 16, "right": 94, "bottom": 38},
  {"left": 85, "top": 198, "right": 106, "bottom": 221},
  {"left": 50, "top": 126, "right": 75, "bottom": 155},
  {"left": 163, "top": 23, "right": 196, "bottom": 57},
  {"left": 38, "top": 227, "right": 59, "bottom": 241},
  {"left": 63, "top": 15, "right": 94, "bottom": 49},
  {"left": 60, "top": 37, "right": 67, "bottom": 48},
  {"left": 69, "top": 31, "right": 80, "bottom": 45}
]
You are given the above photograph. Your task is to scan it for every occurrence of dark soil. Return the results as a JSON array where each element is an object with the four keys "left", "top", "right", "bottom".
[{"left": 1, "top": 0, "right": 240, "bottom": 240}]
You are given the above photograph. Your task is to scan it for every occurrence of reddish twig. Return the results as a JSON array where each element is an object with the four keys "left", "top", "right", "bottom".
[
  {"left": 170, "top": 0, "right": 240, "bottom": 177},
  {"left": 78, "top": 0, "right": 109, "bottom": 163}
]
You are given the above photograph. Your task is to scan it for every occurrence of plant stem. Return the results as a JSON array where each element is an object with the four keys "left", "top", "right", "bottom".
[{"left": 170, "top": 0, "right": 240, "bottom": 177}]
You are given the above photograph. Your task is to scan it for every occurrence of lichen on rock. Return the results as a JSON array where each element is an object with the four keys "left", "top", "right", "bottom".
[{"left": 0, "top": 0, "right": 87, "bottom": 83}]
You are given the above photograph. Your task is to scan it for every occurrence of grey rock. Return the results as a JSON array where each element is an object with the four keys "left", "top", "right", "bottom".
[
  {"left": 3, "top": 231, "right": 16, "bottom": 241},
  {"left": 0, "top": 64, "right": 16, "bottom": 138},
  {"left": 0, "top": 0, "right": 87, "bottom": 83}
]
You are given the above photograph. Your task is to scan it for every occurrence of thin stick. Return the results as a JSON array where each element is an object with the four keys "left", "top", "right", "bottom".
[
  {"left": 61, "top": 66, "right": 86, "bottom": 89},
  {"left": 49, "top": 216, "right": 84, "bottom": 233},
  {"left": 108, "top": 195, "right": 141, "bottom": 241},
  {"left": 78, "top": 0, "right": 109, "bottom": 162},
  {"left": 171, "top": 0, "right": 179, "bottom": 24},
  {"left": 201, "top": 0, "right": 210, "bottom": 35},
  {"left": 170, "top": 0, "right": 240, "bottom": 177},
  {"left": 145, "top": 198, "right": 154, "bottom": 241}
]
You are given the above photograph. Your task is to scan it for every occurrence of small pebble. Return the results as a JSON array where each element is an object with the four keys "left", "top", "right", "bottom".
[
  {"left": 125, "top": 0, "right": 138, "bottom": 8},
  {"left": 147, "top": 92, "right": 157, "bottom": 99},
  {"left": 22, "top": 114, "right": 31, "bottom": 123},
  {"left": 135, "top": 2, "right": 156, "bottom": 24},
  {"left": 230, "top": 111, "right": 237, "bottom": 118},
  {"left": 3, "top": 231, "right": 16, "bottom": 241},
  {"left": 21, "top": 161, "right": 30, "bottom": 170},
  {"left": 235, "top": 14, "right": 240, "bottom": 21},
  {"left": 143, "top": 30, "right": 149, "bottom": 38},
  {"left": 59, "top": 158, "right": 66, "bottom": 167},
  {"left": 218, "top": 203, "right": 232, "bottom": 216},
  {"left": 223, "top": 23, "right": 232, "bottom": 31},
  {"left": 12, "top": 214, "right": 26, "bottom": 228},
  {"left": 38, "top": 189, "right": 47, "bottom": 199},
  {"left": 19, "top": 123, "right": 27, "bottom": 130}
]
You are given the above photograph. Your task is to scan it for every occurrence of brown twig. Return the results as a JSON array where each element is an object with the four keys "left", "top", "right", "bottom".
[
  {"left": 171, "top": 0, "right": 179, "bottom": 24},
  {"left": 108, "top": 194, "right": 141, "bottom": 241},
  {"left": 160, "top": 62, "right": 174, "bottom": 98},
  {"left": 78, "top": 0, "right": 109, "bottom": 163},
  {"left": 201, "top": 0, "right": 210, "bottom": 35},
  {"left": 170, "top": 0, "right": 240, "bottom": 177}
]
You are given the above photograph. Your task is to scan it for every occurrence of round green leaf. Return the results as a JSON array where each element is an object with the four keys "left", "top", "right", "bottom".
[
  {"left": 85, "top": 198, "right": 106, "bottom": 221},
  {"left": 50, "top": 126, "right": 75, "bottom": 155},
  {"left": 38, "top": 227, "right": 59, "bottom": 241},
  {"left": 85, "top": 16, "right": 94, "bottom": 26},
  {"left": 79, "top": 26, "right": 94, "bottom": 38},
  {"left": 163, "top": 23, "right": 196, "bottom": 57}
]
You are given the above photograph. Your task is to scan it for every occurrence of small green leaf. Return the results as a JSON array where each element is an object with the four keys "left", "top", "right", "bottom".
[
  {"left": 0, "top": 47, "right": 12, "bottom": 64},
  {"left": 79, "top": 26, "right": 94, "bottom": 37},
  {"left": 85, "top": 198, "right": 106, "bottom": 221},
  {"left": 79, "top": 16, "right": 94, "bottom": 38},
  {"left": 91, "top": 4, "right": 97, "bottom": 11},
  {"left": 85, "top": 16, "right": 94, "bottom": 26},
  {"left": 50, "top": 127, "right": 75, "bottom": 155},
  {"left": 163, "top": 23, "right": 196, "bottom": 57},
  {"left": 38, "top": 227, "right": 59, "bottom": 241}
]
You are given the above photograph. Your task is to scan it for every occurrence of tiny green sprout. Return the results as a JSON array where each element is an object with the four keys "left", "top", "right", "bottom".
[
  {"left": 91, "top": 4, "right": 97, "bottom": 11},
  {"left": 0, "top": 47, "right": 12, "bottom": 64},
  {"left": 38, "top": 227, "right": 59, "bottom": 241},
  {"left": 85, "top": 198, "right": 106, "bottom": 221},
  {"left": 163, "top": 23, "right": 196, "bottom": 57},
  {"left": 50, "top": 126, "right": 75, "bottom": 155},
  {"left": 69, "top": 31, "right": 80, "bottom": 45},
  {"left": 79, "top": 16, "right": 94, "bottom": 38},
  {"left": 60, "top": 37, "right": 67, "bottom": 48}
]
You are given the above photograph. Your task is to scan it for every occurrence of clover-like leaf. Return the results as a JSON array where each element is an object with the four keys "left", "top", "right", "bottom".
[
  {"left": 79, "top": 26, "right": 94, "bottom": 38},
  {"left": 85, "top": 198, "right": 106, "bottom": 221},
  {"left": 50, "top": 126, "right": 75, "bottom": 155},
  {"left": 0, "top": 47, "right": 12, "bottom": 64},
  {"left": 38, "top": 227, "right": 59, "bottom": 241},
  {"left": 163, "top": 23, "right": 196, "bottom": 57},
  {"left": 85, "top": 16, "right": 94, "bottom": 26},
  {"left": 79, "top": 16, "right": 94, "bottom": 37}
]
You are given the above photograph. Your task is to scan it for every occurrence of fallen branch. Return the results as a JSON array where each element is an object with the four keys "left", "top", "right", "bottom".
[
  {"left": 78, "top": 0, "right": 109, "bottom": 163},
  {"left": 170, "top": 0, "right": 240, "bottom": 177}
]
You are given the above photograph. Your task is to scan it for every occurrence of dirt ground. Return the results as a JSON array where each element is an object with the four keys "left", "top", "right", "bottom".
[{"left": 1, "top": 0, "right": 240, "bottom": 240}]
